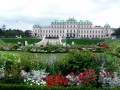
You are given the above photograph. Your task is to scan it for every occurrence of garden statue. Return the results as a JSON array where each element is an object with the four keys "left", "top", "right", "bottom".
[
  {"left": 71, "top": 41, "right": 74, "bottom": 45},
  {"left": 24, "top": 41, "right": 28, "bottom": 46}
]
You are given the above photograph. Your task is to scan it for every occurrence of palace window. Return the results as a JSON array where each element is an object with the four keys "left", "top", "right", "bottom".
[
  {"left": 67, "top": 30, "right": 69, "bottom": 33},
  {"left": 90, "top": 31, "right": 91, "bottom": 33},
  {"left": 87, "top": 30, "right": 88, "bottom": 33},
  {"left": 81, "top": 30, "right": 83, "bottom": 33},
  {"left": 84, "top": 35, "right": 86, "bottom": 38},
  {"left": 87, "top": 35, "right": 88, "bottom": 38},
  {"left": 81, "top": 35, "right": 83, "bottom": 38}
]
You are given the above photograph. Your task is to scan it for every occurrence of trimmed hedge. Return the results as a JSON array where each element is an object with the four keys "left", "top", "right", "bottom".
[{"left": 0, "top": 84, "right": 120, "bottom": 90}]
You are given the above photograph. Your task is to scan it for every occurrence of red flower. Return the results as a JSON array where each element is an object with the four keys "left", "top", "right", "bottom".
[
  {"left": 104, "top": 69, "right": 109, "bottom": 73},
  {"left": 44, "top": 73, "right": 70, "bottom": 86}
]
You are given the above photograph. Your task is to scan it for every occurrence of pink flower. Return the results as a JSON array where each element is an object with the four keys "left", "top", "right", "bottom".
[
  {"left": 102, "top": 76, "right": 104, "bottom": 79},
  {"left": 70, "top": 72, "right": 74, "bottom": 76}
]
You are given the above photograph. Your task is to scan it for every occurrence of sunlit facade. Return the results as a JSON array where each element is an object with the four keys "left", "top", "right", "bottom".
[{"left": 33, "top": 18, "right": 114, "bottom": 39}]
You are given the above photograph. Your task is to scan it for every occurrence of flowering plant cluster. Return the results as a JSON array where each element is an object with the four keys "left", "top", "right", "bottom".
[
  {"left": 44, "top": 69, "right": 97, "bottom": 86},
  {"left": 65, "top": 69, "right": 97, "bottom": 86},
  {"left": 20, "top": 69, "right": 49, "bottom": 85},
  {"left": 78, "top": 69, "right": 97, "bottom": 85},
  {"left": 44, "top": 73, "right": 69, "bottom": 86},
  {"left": 99, "top": 68, "right": 120, "bottom": 88},
  {"left": 97, "top": 43, "right": 109, "bottom": 48},
  {"left": 20, "top": 69, "right": 97, "bottom": 86}
]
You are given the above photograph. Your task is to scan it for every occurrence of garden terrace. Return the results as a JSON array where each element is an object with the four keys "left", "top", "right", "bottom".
[{"left": 0, "top": 38, "right": 120, "bottom": 89}]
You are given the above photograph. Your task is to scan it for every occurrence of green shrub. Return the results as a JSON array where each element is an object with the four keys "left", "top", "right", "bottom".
[
  {"left": 56, "top": 50, "right": 98, "bottom": 75},
  {"left": 0, "top": 51, "right": 23, "bottom": 84}
]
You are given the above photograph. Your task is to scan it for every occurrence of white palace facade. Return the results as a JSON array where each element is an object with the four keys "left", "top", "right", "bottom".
[{"left": 32, "top": 18, "right": 114, "bottom": 39}]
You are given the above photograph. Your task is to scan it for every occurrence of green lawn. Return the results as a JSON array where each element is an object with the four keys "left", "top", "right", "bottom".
[
  {"left": 0, "top": 38, "right": 41, "bottom": 44},
  {"left": 1, "top": 38, "right": 105, "bottom": 45},
  {"left": 104, "top": 39, "right": 120, "bottom": 46},
  {"left": 62, "top": 38, "right": 105, "bottom": 45},
  {"left": 0, "top": 38, "right": 120, "bottom": 46},
  {"left": 5, "top": 51, "right": 67, "bottom": 61},
  {"left": 0, "top": 39, "right": 4, "bottom": 44}
]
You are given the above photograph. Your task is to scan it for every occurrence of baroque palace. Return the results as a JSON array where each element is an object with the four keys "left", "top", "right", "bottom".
[{"left": 32, "top": 17, "right": 114, "bottom": 39}]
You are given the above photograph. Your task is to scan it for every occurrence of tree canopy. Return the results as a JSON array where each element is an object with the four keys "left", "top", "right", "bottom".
[
  {"left": 0, "top": 29, "right": 32, "bottom": 38},
  {"left": 112, "top": 28, "right": 120, "bottom": 35}
]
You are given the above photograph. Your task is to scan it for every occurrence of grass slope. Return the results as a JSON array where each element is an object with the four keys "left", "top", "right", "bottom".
[
  {"left": 104, "top": 39, "right": 120, "bottom": 46},
  {"left": 1, "top": 38, "right": 41, "bottom": 44},
  {"left": 1, "top": 38, "right": 120, "bottom": 46},
  {"left": 0, "top": 39, "right": 4, "bottom": 44},
  {"left": 62, "top": 38, "right": 105, "bottom": 45}
]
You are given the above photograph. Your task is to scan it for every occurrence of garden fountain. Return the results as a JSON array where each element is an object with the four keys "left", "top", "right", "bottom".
[{"left": 35, "top": 35, "right": 65, "bottom": 46}]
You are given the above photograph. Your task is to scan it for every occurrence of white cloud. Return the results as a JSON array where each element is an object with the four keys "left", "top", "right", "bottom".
[{"left": 0, "top": 0, "right": 120, "bottom": 30}]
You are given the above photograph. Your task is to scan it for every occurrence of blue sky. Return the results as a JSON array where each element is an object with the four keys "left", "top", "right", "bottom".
[{"left": 0, "top": 0, "right": 120, "bottom": 30}]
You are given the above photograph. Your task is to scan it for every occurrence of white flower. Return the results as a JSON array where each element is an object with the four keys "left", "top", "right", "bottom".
[
  {"left": 37, "top": 83, "right": 40, "bottom": 85},
  {"left": 24, "top": 79, "right": 26, "bottom": 82},
  {"left": 40, "top": 81, "right": 46, "bottom": 85}
]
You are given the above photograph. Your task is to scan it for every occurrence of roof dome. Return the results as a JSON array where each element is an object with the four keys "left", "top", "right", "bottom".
[
  {"left": 79, "top": 20, "right": 92, "bottom": 24},
  {"left": 66, "top": 17, "right": 77, "bottom": 22},
  {"left": 104, "top": 23, "right": 110, "bottom": 28}
]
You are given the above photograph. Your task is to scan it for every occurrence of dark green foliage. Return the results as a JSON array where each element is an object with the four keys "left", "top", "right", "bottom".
[
  {"left": 57, "top": 50, "right": 98, "bottom": 75},
  {"left": 0, "top": 84, "right": 120, "bottom": 90},
  {"left": 0, "top": 29, "right": 33, "bottom": 38},
  {"left": 94, "top": 47, "right": 104, "bottom": 53},
  {"left": 112, "top": 28, "right": 120, "bottom": 35},
  {"left": 0, "top": 75, "right": 24, "bottom": 84}
]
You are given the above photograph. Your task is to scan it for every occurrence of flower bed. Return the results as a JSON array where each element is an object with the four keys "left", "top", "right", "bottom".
[{"left": 0, "top": 50, "right": 120, "bottom": 89}]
